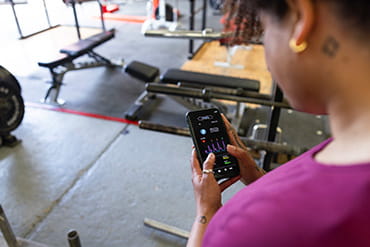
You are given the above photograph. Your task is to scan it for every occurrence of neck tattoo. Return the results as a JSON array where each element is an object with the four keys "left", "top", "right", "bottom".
[{"left": 322, "top": 36, "right": 340, "bottom": 58}]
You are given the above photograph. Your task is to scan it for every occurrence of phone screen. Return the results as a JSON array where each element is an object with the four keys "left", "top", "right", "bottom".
[{"left": 186, "top": 108, "right": 239, "bottom": 180}]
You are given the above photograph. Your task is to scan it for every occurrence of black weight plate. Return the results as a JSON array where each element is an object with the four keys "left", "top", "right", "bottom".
[
  {"left": 0, "top": 66, "right": 21, "bottom": 94},
  {"left": 209, "top": 0, "right": 224, "bottom": 10},
  {"left": 155, "top": 4, "right": 174, "bottom": 22},
  {"left": 0, "top": 83, "right": 25, "bottom": 134}
]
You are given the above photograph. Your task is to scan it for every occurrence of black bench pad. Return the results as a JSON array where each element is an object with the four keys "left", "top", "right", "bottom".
[
  {"left": 125, "top": 61, "right": 160, "bottom": 82},
  {"left": 38, "top": 53, "right": 75, "bottom": 68},
  {"left": 60, "top": 29, "right": 115, "bottom": 57},
  {"left": 161, "top": 69, "right": 260, "bottom": 92}
]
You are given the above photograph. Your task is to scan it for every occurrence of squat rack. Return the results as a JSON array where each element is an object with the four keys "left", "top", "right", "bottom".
[{"left": 2, "top": 0, "right": 59, "bottom": 39}]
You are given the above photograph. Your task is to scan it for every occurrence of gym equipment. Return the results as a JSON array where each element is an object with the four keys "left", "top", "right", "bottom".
[
  {"left": 124, "top": 60, "right": 329, "bottom": 170},
  {"left": 161, "top": 69, "right": 260, "bottom": 91},
  {"left": 38, "top": 0, "right": 121, "bottom": 105},
  {"left": 38, "top": 29, "right": 118, "bottom": 105},
  {"left": 209, "top": 0, "right": 223, "bottom": 10},
  {"left": 123, "top": 61, "right": 160, "bottom": 119},
  {"left": 144, "top": 28, "right": 224, "bottom": 40},
  {"left": 67, "top": 230, "right": 82, "bottom": 247},
  {"left": 2, "top": 0, "right": 59, "bottom": 39},
  {"left": 138, "top": 120, "right": 307, "bottom": 157},
  {"left": 0, "top": 66, "right": 24, "bottom": 147},
  {"left": 141, "top": 0, "right": 179, "bottom": 33},
  {"left": 188, "top": 0, "right": 207, "bottom": 57},
  {"left": 144, "top": 218, "right": 190, "bottom": 239},
  {"left": 124, "top": 62, "right": 263, "bottom": 121},
  {"left": 0, "top": 203, "right": 186, "bottom": 247},
  {"left": 0, "top": 205, "right": 50, "bottom": 247},
  {"left": 142, "top": 0, "right": 210, "bottom": 58},
  {"left": 0, "top": 204, "right": 84, "bottom": 247},
  {"left": 140, "top": 82, "right": 329, "bottom": 169},
  {"left": 100, "top": 0, "right": 119, "bottom": 13},
  {"left": 0, "top": 205, "right": 17, "bottom": 247}
]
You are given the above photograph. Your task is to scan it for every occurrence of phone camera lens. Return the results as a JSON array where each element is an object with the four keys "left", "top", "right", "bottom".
[{"left": 200, "top": 129, "right": 207, "bottom": 135}]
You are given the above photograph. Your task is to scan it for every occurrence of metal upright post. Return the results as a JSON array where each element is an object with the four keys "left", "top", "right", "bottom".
[
  {"left": 42, "top": 0, "right": 52, "bottom": 27},
  {"left": 71, "top": 0, "right": 81, "bottom": 40},
  {"left": 188, "top": 0, "right": 195, "bottom": 57},
  {"left": 8, "top": 0, "right": 24, "bottom": 38},
  {"left": 97, "top": 0, "right": 106, "bottom": 31},
  {"left": 263, "top": 83, "right": 284, "bottom": 171},
  {"left": 201, "top": 0, "right": 207, "bottom": 30},
  {"left": 0, "top": 205, "right": 19, "bottom": 247}
]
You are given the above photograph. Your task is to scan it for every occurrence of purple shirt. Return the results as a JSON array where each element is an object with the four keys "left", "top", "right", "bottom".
[{"left": 203, "top": 139, "right": 370, "bottom": 247}]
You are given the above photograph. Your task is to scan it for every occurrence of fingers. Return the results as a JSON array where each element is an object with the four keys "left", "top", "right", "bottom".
[
  {"left": 221, "top": 114, "right": 232, "bottom": 131},
  {"left": 202, "top": 153, "right": 216, "bottom": 178},
  {"left": 191, "top": 149, "right": 202, "bottom": 177},
  {"left": 227, "top": 127, "right": 239, "bottom": 147},
  {"left": 221, "top": 114, "right": 247, "bottom": 149},
  {"left": 227, "top": 144, "right": 247, "bottom": 159}
]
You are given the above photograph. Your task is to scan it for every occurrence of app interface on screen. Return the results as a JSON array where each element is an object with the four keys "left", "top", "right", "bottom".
[{"left": 193, "top": 111, "right": 237, "bottom": 169}]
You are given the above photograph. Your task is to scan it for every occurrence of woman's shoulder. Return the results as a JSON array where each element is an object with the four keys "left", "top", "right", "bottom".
[{"left": 204, "top": 137, "right": 370, "bottom": 246}]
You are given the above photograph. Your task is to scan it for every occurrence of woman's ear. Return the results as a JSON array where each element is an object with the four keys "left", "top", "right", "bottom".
[{"left": 286, "top": 0, "right": 315, "bottom": 45}]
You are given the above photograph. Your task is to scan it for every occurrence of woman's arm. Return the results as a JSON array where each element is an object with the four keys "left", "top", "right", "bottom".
[
  {"left": 187, "top": 149, "right": 242, "bottom": 247},
  {"left": 187, "top": 117, "right": 266, "bottom": 246},
  {"left": 187, "top": 213, "right": 216, "bottom": 247},
  {"left": 187, "top": 151, "right": 223, "bottom": 247}
]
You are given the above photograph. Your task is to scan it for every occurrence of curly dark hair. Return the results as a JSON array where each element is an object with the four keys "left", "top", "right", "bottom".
[{"left": 223, "top": 0, "right": 370, "bottom": 45}]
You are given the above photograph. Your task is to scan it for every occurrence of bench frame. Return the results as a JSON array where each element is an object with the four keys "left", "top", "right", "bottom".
[
  {"left": 124, "top": 65, "right": 264, "bottom": 122},
  {"left": 38, "top": 0, "right": 121, "bottom": 105},
  {"left": 39, "top": 31, "right": 122, "bottom": 105}
]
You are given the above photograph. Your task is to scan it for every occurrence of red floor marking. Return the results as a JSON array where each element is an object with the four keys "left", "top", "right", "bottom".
[
  {"left": 93, "top": 14, "right": 147, "bottom": 23},
  {"left": 25, "top": 102, "right": 139, "bottom": 126}
]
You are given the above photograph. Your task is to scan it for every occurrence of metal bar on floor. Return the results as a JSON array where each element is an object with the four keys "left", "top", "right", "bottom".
[
  {"left": 144, "top": 218, "right": 190, "bottom": 239},
  {"left": 0, "top": 205, "right": 19, "bottom": 247}
]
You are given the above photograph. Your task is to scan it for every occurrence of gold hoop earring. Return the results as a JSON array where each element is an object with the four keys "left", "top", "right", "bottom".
[{"left": 289, "top": 39, "right": 308, "bottom": 53}]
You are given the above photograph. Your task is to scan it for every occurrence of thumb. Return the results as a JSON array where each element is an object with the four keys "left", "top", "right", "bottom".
[{"left": 202, "top": 153, "right": 216, "bottom": 177}]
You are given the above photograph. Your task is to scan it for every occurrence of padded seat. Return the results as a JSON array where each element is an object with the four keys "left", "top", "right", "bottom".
[
  {"left": 161, "top": 69, "right": 260, "bottom": 92},
  {"left": 38, "top": 53, "right": 75, "bottom": 69},
  {"left": 60, "top": 29, "right": 115, "bottom": 57},
  {"left": 125, "top": 61, "right": 160, "bottom": 82}
]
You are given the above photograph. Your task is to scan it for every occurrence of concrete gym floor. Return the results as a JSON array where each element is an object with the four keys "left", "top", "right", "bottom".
[
  {"left": 0, "top": 1, "right": 246, "bottom": 246},
  {"left": 0, "top": 105, "right": 243, "bottom": 247}
]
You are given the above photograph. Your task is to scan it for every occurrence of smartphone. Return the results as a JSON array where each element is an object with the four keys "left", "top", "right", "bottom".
[{"left": 186, "top": 108, "right": 239, "bottom": 180}]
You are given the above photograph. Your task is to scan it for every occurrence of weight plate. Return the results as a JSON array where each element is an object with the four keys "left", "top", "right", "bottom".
[
  {"left": 0, "top": 66, "right": 22, "bottom": 94},
  {"left": 209, "top": 0, "right": 224, "bottom": 10},
  {"left": 0, "top": 83, "right": 25, "bottom": 134},
  {"left": 155, "top": 4, "right": 174, "bottom": 22}
]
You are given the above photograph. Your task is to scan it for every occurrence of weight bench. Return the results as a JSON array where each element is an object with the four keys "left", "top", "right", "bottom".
[
  {"left": 38, "top": 29, "right": 120, "bottom": 105},
  {"left": 124, "top": 62, "right": 262, "bottom": 120},
  {"left": 160, "top": 69, "right": 260, "bottom": 92}
]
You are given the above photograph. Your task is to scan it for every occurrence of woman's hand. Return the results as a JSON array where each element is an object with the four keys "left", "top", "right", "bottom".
[
  {"left": 222, "top": 114, "right": 266, "bottom": 185},
  {"left": 188, "top": 150, "right": 238, "bottom": 247},
  {"left": 191, "top": 150, "right": 222, "bottom": 217}
]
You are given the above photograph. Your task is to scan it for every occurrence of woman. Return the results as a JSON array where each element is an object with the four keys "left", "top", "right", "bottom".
[{"left": 187, "top": 0, "right": 370, "bottom": 246}]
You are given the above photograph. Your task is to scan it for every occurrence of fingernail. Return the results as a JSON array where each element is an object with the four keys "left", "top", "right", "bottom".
[
  {"left": 209, "top": 153, "right": 215, "bottom": 159},
  {"left": 227, "top": 144, "right": 235, "bottom": 151}
]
